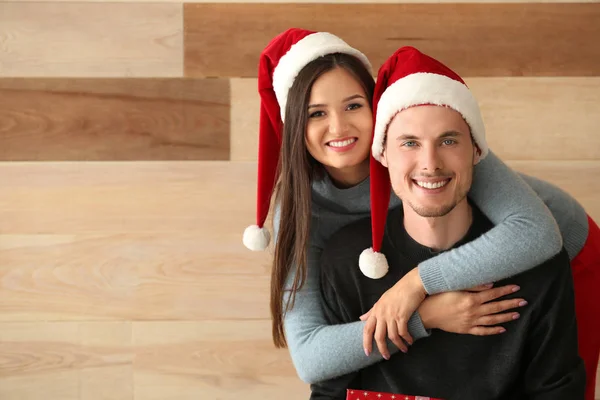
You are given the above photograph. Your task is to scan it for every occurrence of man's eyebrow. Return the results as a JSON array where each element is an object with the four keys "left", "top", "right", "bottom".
[
  {"left": 308, "top": 94, "right": 365, "bottom": 109},
  {"left": 439, "top": 130, "right": 463, "bottom": 138},
  {"left": 395, "top": 134, "right": 418, "bottom": 141},
  {"left": 395, "top": 131, "right": 464, "bottom": 140}
]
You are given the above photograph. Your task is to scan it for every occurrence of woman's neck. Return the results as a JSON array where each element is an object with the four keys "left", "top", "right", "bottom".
[{"left": 324, "top": 158, "right": 370, "bottom": 189}]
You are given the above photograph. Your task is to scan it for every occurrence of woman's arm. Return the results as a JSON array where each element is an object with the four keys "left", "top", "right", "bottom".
[
  {"left": 282, "top": 241, "right": 429, "bottom": 383},
  {"left": 418, "top": 150, "right": 564, "bottom": 294},
  {"left": 516, "top": 172, "right": 588, "bottom": 261}
]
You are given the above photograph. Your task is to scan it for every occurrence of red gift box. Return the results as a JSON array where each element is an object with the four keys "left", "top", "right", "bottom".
[{"left": 346, "top": 389, "right": 444, "bottom": 400}]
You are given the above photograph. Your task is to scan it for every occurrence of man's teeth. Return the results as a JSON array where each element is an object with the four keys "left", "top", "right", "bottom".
[
  {"left": 328, "top": 138, "right": 356, "bottom": 148},
  {"left": 415, "top": 180, "right": 449, "bottom": 189}
]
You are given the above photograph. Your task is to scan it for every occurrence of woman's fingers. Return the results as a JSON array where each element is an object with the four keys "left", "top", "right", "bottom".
[
  {"left": 359, "top": 309, "right": 372, "bottom": 321},
  {"left": 468, "top": 326, "right": 507, "bottom": 336},
  {"left": 363, "top": 316, "right": 376, "bottom": 356},
  {"left": 374, "top": 318, "right": 390, "bottom": 359},
  {"left": 477, "top": 284, "right": 520, "bottom": 303},
  {"left": 397, "top": 318, "right": 413, "bottom": 346},
  {"left": 386, "top": 320, "right": 407, "bottom": 356},
  {"left": 466, "top": 283, "right": 494, "bottom": 292},
  {"left": 477, "top": 311, "right": 521, "bottom": 327},
  {"left": 479, "top": 298, "right": 527, "bottom": 316}
]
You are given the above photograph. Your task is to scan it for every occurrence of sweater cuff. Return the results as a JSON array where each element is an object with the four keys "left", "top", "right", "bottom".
[
  {"left": 408, "top": 310, "right": 431, "bottom": 341},
  {"left": 418, "top": 262, "right": 449, "bottom": 295}
]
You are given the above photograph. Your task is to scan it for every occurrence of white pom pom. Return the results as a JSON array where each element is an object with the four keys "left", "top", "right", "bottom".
[
  {"left": 243, "top": 225, "right": 271, "bottom": 251},
  {"left": 359, "top": 248, "right": 389, "bottom": 279}
]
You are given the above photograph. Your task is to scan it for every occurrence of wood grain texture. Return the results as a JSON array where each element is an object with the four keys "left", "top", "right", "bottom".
[
  {"left": 230, "top": 77, "right": 600, "bottom": 161},
  {"left": 0, "top": 321, "right": 598, "bottom": 399},
  {"left": 184, "top": 3, "right": 600, "bottom": 77},
  {"left": 0, "top": 162, "right": 270, "bottom": 321},
  {"left": 0, "top": 322, "right": 133, "bottom": 400},
  {"left": 0, "top": 233, "right": 270, "bottom": 321},
  {"left": 230, "top": 78, "right": 260, "bottom": 161},
  {"left": 9, "top": 0, "right": 599, "bottom": 3},
  {"left": 0, "top": 161, "right": 598, "bottom": 323},
  {"left": 0, "top": 79, "right": 229, "bottom": 161},
  {"left": 0, "top": 3, "right": 182, "bottom": 77},
  {"left": 133, "top": 321, "right": 308, "bottom": 400}
]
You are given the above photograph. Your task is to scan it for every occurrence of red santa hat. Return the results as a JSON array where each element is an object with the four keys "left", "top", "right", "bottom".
[
  {"left": 359, "top": 46, "right": 489, "bottom": 279},
  {"left": 243, "top": 28, "right": 372, "bottom": 251}
]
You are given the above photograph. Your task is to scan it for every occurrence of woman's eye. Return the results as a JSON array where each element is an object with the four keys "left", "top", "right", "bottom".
[
  {"left": 347, "top": 103, "right": 363, "bottom": 111},
  {"left": 309, "top": 111, "right": 325, "bottom": 118}
]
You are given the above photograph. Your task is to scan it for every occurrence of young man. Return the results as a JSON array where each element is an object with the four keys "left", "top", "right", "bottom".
[{"left": 310, "top": 47, "right": 586, "bottom": 400}]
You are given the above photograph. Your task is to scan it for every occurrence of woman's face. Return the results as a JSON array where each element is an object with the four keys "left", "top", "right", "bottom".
[{"left": 304, "top": 67, "right": 373, "bottom": 182}]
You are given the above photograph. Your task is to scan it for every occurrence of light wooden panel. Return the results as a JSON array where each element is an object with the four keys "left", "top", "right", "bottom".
[
  {"left": 0, "top": 3, "right": 182, "bottom": 77},
  {"left": 468, "top": 77, "right": 600, "bottom": 160},
  {"left": 184, "top": 3, "right": 600, "bottom": 77},
  {"left": 0, "top": 233, "right": 270, "bottom": 321},
  {"left": 0, "top": 162, "right": 270, "bottom": 321},
  {"left": 230, "top": 77, "right": 600, "bottom": 161},
  {"left": 0, "top": 161, "right": 598, "bottom": 324},
  {"left": 0, "top": 79, "right": 229, "bottom": 161},
  {"left": 0, "top": 322, "right": 133, "bottom": 400},
  {"left": 133, "top": 321, "right": 308, "bottom": 400},
  {"left": 9, "top": 0, "right": 599, "bottom": 3},
  {"left": 230, "top": 78, "right": 260, "bottom": 161}
]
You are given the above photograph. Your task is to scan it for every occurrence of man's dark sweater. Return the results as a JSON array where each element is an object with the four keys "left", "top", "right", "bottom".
[{"left": 311, "top": 203, "right": 585, "bottom": 400}]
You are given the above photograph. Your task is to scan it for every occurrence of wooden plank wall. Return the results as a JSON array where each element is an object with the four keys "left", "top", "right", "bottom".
[{"left": 0, "top": 2, "right": 599, "bottom": 399}]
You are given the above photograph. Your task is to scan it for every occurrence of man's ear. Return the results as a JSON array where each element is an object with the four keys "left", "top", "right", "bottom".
[
  {"left": 379, "top": 134, "right": 390, "bottom": 168},
  {"left": 380, "top": 149, "right": 389, "bottom": 168},
  {"left": 473, "top": 143, "right": 481, "bottom": 165}
]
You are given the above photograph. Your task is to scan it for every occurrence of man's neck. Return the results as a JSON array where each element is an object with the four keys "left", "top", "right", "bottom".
[{"left": 403, "top": 199, "right": 473, "bottom": 252}]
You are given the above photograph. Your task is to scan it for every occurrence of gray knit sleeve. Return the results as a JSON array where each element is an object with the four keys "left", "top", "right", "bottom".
[
  {"left": 283, "top": 243, "right": 429, "bottom": 383},
  {"left": 273, "top": 209, "right": 429, "bottom": 383},
  {"left": 419, "top": 151, "right": 565, "bottom": 294}
]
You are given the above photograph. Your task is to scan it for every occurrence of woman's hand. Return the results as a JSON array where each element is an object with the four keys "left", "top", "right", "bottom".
[
  {"left": 359, "top": 267, "right": 427, "bottom": 358},
  {"left": 361, "top": 278, "right": 526, "bottom": 360},
  {"left": 419, "top": 283, "right": 526, "bottom": 335}
]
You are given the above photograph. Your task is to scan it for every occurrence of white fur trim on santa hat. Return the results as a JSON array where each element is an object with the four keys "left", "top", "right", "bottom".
[
  {"left": 272, "top": 32, "right": 372, "bottom": 122},
  {"left": 243, "top": 224, "right": 271, "bottom": 251},
  {"left": 372, "top": 72, "right": 489, "bottom": 162},
  {"left": 359, "top": 248, "right": 389, "bottom": 279}
]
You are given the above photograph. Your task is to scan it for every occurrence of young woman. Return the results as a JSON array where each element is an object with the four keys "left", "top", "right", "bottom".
[{"left": 243, "top": 28, "right": 599, "bottom": 400}]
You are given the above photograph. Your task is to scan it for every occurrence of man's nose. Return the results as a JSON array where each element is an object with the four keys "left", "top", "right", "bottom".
[{"left": 420, "top": 144, "right": 443, "bottom": 172}]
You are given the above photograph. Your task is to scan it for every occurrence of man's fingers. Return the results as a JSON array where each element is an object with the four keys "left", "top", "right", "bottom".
[
  {"left": 477, "top": 284, "right": 520, "bottom": 303},
  {"left": 363, "top": 316, "right": 376, "bottom": 356}
]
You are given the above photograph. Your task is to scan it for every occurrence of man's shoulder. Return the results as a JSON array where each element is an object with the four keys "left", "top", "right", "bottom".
[{"left": 320, "top": 215, "right": 372, "bottom": 268}]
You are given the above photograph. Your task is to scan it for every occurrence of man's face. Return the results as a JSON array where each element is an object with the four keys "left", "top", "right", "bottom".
[{"left": 381, "top": 105, "right": 480, "bottom": 218}]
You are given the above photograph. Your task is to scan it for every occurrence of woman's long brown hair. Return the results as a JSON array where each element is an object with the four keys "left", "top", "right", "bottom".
[{"left": 270, "top": 53, "right": 375, "bottom": 348}]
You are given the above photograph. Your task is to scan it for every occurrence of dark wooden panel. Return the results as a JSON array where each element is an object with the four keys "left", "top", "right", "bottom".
[
  {"left": 184, "top": 3, "right": 600, "bottom": 78},
  {"left": 0, "top": 79, "right": 229, "bottom": 161}
]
